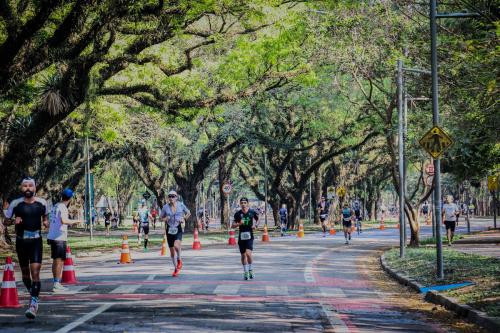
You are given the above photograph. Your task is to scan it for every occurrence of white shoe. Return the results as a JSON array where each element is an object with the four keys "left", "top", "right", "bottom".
[
  {"left": 52, "top": 282, "right": 69, "bottom": 293},
  {"left": 25, "top": 297, "right": 39, "bottom": 319}
]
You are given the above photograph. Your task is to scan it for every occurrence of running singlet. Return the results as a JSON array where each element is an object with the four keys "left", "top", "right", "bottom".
[
  {"left": 279, "top": 208, "right": 287, "bottom": 221},
  {"left": 234, "top": 209, "right": 258, "bottom": 240},
  {"left": 342, "top": 208, "right": 352, "bottom": 222},
  {"left": 5, "top": 197, "right": 48, "bottom": 236},
  {"left": 138, "top": 208, "right": 149, "bottom": 224},
  {"left": 318, "top": 202, "right": 329, "bottom": 215}
]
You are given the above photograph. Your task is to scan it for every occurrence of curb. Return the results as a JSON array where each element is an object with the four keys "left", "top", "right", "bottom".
[{"left": 380, "top": 254, "right": 500, "bottom": 333}]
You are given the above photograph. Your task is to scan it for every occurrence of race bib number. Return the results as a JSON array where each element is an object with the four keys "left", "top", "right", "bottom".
[
  {"left": 23, "top": 230, "right": 41, "bottom": 239},
  {"left": 141, "top": 222, "right": 149, "bottom": 227},
  {"left": 240, "top": 231, "right": 251, "bottom": 240},
  {"left": 320, "top": 214, "right": 328, "bottom": 219},
  {"left": 168, "top": 227, "right": 178, "bottom": 235}
]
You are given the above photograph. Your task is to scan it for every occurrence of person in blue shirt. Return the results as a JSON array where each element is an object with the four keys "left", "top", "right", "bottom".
[{"left": 278, "top": 204, "right": 288, "bottom": 236}]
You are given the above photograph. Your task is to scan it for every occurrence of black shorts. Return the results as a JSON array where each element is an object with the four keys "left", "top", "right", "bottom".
[
  {"left": 142, "top": 224, "right": 150, "bottom": 235},
  {"left": 320, "top": 215, "right": 328, "bottom": 222},
  {"left": 105, "top": 220, "right": 111, "bottom": 226},
  {"left": 342, "top": 220, "right": 352, "bottom": 228},
  {"left": 16, "top": 237, "right": 43, "bottom": 266},
  {"left": 238, "top": 239, "right": 254, "bottom": 254},
  {"left": 47, "top": 239, "right": 67, "bottom": 259},
  {"left": 445, "top": 220, "right": 456, "bottom": 232},
  {"left": 166, "top": 226, "right": 183, "bottom": 247}
]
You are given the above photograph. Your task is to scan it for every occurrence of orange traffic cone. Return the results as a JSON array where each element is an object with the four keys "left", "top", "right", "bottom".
[
  {"left": 297, "top": 224, "right": 304, "bottom": 238},
  {"left": 261, "top": 224, "right": 270, "bottom": 242},
  {"left": 228, "top": 229, "right": 237, "bottom": 246},
  {"left": 380, "top": 221, "right": 385, "bottom": 230},
  {"left": 396, "top": 223, "right": 400, "bottom": 229},
  {"left": 0, "top": 257, "right": 21, "bottom": 308},
  {"left": 329, "top": 224, "right": 336, "bottom": 235},
  {"left": 118, "top": 235, "right": 133, "bottom": 264},
  {"left": 160, "top": 236, "right": 167, "bottom": 256},
  {"left": 192, "top": 228, "right": 202, "bottom": 250},
  {"left": 61, "top": 245, "right": 77, "bottom": 284}
]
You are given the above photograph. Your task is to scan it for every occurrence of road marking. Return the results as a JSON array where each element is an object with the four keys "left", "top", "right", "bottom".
[
  {"left": 320, "top": 287, "right": 346, "bottom": 298},
  {"left": 321, "top": 302, "right": 350, "bottom": 333},
  {"left": 110, "top": 284, "right": 142, "bottom": 294},
  {"left": 265, "top": 285, "right": 288, "bottom": 296},
  {"left": 64, "top": 285, "right": 88, "bottom": 294},
  {"left": 54, "top": 303, "right": 112, "bottom": 333},
  {"left": 213, "top": 284, "right": 241, "bottom": 295},
  {"left": 304, "top": 260, "right": 315, "bottom": 283},
  {"left": 146, "top": 274, "right": 156, "bottom": 281},
  {"left": 163, "top": 284, "right": 191, "bottom": 294}
]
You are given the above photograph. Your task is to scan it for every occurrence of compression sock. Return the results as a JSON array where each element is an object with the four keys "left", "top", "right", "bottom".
[
  {"left": 31, "top": 281, "right": 41, "bottom": 298},
  {"left": 23, "top": 278, "right": 32, "bottom": 292},
  {"left": 144, "top": 239, "right": 148, "bottom": 248}
]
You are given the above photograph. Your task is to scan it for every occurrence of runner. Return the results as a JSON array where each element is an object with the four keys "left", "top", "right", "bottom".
[
  {"left": 233, "top": 197, "right": 259, "bottom": 280},
  {"left": 160, "top": 191, "right": 190, "bottom": 277},
  {"left": 442, "top": 195, "right": 459, "bottom": 246},
  {"left": 4, "top": 178, "right": 48, "bottom": 319},
  {"left": 340, "top": 203, "right": 354, "bottom": 245},
  {"left": 103, "top": 208, "right": 112, "bottom": 236},
  {"left": 138, "top": 201, "right": 152, "bottom": 252},
  {"left": 421, "top": 201, "right": 430, "bottom": 223},
  {"left": 47, "top": 188, "right": 81, "bottom": 293},
  {"left": 278, "top": 204, "right": 288, "bottom": 236},
  {"left": 317, "top": 196, "right": 330, "bottom": 237},
  {"left": 151, "top": 206, "right": 158, "bottom": 230},
  {"left": 353, "top": 199, "right": 362, "bottom": 234}
]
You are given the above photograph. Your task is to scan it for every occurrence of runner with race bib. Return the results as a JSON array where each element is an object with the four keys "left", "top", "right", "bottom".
[
  {"left": 160, "top": 191, "right": 191, "bottom": 277},
  {"left": 233, "top": 197, "right": 259, "bottom": 280}
]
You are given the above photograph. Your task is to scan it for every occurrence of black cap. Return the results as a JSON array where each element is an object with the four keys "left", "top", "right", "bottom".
[{"left": 240, "top": 197, "right": 249, "bottom": 203}]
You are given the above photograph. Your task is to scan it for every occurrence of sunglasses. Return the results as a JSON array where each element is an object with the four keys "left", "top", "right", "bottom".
[{"left": 168, "top": 195, "right": 177, "bottom": 198}]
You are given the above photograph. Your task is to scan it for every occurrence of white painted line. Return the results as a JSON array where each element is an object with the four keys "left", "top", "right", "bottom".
[
  {"left": 320, "top": 287, "right": 346, "bottom": 298},
  {"left": 213, "top": 284, "right": 241, "bottom": 295},
  {"left": 54, "top": 303, "right": 112, "bottom": 333},
  {"left": 304, "top": 261, "right": 315, "bottom": 283},
  {"left": 110, "top": 284, "right": 142, "bottom": 294},
  {"left": 163, "top": 284, "right": 191, "bottom": 294},
  {"left": 62, "top": 285, "right": 88, "bottom": 294},
  {"left": 321, "top": 302, "right": 350, "bottom": 333},
  {"left": 266, "top": 285, "right": 288, "bottom": 296},
  {"left": 146, "top": 274, "right": 156, "bottom": 281}
]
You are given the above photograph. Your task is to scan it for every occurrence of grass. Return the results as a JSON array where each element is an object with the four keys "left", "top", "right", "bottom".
[{"left": 384, "top": 247, "right": 500, "bottom": 317}]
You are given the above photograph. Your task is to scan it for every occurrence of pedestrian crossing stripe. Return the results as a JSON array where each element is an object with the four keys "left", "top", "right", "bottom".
[{"left": 419, "top": 126, "right": 453, "bottom": 159}]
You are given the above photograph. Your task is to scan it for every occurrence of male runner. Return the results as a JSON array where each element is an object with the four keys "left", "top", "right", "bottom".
[
  {"left": 138, "top": 201, "right": 152, "bottom": 252},
  {"left": 47, "top": 188, "right": 80, "bottom": 293},
  {"left": 4, "top": 178, "right": 48, "bottom": 319},
  {"left": 160, "top": 191, "right": 190, "bottom": 276},
  {"left": 340, "top": 203, "right": 354, "bottom": 245},
  {"left": 278, "top": 204, "right": 288, "bottom": 236},
  {"left": 317, "top": 196, "right": 330, "bottom": 237},
  {"left": 103, "top": 208, "right": 112, "bottom": 236},
  {"left": 233, "top": 197, "right": 259, "bottom": 280},
  {"left": 421, "top": 201, "right": 430, "bottom": 223},
  {"left": 353, "top": 199, "right": 362, "bottom": 234},
  {"left": 442, "top": 195, "right": 460, "bottom": 246}
]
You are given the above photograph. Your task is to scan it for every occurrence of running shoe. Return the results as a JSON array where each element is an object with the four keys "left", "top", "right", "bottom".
[
  {"left": 52, "top": 282, "right": 69, "bottom": 293},
  {"left": 249, "top": 270, "right": 254, "bottom": 279},
  {"left": 172, "top": 268, "right": 180, "bottom": 277},
  {"left": 143, "top": 248, "right": 149, "bottom": 252},
  {"left": 345, "top": 240, "right": 349, "bottom": 245},
  {"left": 176, "top": 259, "right": 183, "bottom": 270},
  {"left": 25, "top": 297, "right": 39, "bottom": 319},
  {"left": 243, "top": 272, "right": 250, "bottom": 281}
]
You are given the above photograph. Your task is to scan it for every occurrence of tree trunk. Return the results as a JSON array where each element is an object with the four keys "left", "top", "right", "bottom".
[
  {"left": 313, "top": 169, "right": 322, "bottom": 225},
  {"left": 218, "top": 156, "right": 230, "bottom": 229}
]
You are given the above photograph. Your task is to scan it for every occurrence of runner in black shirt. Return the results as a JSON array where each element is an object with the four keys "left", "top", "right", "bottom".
[
  {"left": 5, "top": 178, "right": 48, "bottom": 319},
  {"left": 233, "top": 197, "right": 258, "bottom": 280}
]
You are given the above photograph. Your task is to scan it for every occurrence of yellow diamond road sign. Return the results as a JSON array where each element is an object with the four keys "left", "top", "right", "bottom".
[
  {"left": 419, "top": 126, "right": 453, "bottom": 159},
  {"left": 488, "top": 175, "right": 498, "bottom": 192},
  {"left": 336, "top": 186, "right": 346, "bottom": 197}
]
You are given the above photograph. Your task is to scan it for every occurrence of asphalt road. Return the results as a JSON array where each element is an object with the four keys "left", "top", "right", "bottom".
[{"left": 0, "top": 219, "right": 493, "bottom": 332}]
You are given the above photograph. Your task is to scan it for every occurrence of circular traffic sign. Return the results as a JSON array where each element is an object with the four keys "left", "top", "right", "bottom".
[
  {"left": 425, "top": 163, "right": 435, "bottom": 176},
  {"left": 222, "top": 182, "right": 232, "bottom": 195}
]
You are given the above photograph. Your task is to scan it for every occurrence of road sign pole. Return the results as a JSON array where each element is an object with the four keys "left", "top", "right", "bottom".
[
  {"left": 308, "top": 157, "right": 312, "bottom": 224},
  {"left": 494, "top": 190, "right": 497, "bottom": 229},
  {"left": 397, "top": 59, "right": 405, "bottom": 258},
  {"left": 264, "top": 153, "right": 268, "bottom": 227},
  {"left": 430, "top": 0, "right": 443, "bottom": 279}
]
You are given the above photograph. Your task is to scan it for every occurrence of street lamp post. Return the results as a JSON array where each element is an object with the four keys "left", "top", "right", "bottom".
[
  {"left": 264, "top": 153, "right": 268, "bottom": 227},
  {"left": 397, "top": 60, "right": 405, "bottom": 258},
  {"left": 430, "top": 0, "right": 479, "bottom": 279}
]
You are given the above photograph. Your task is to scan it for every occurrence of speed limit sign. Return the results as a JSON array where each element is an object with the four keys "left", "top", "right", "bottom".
[{"left": 222, "top": 182, "right": 232, "bottom": 195}]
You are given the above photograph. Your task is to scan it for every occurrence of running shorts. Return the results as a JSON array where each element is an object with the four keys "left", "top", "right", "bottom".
[
  {"left": 342, "top": 220, "right": 352, "bottom": 228},
  {"left": 238, "top": 238, "right": 254, "bottom": 254},
  {"left": 444, "top": 220, "right": 456, "bottom": 232},
  {"left": 166, "top": 226, "right": 183, "bottom": 247},
  {"left": 47, "top": 239, "right": 67, "bottom": 260},
  {"left": 16, "top": 237, "right": 43, "bottom": 266},
  {"left": 142, "top": 223, "right": 150, "bottom": 235}
]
